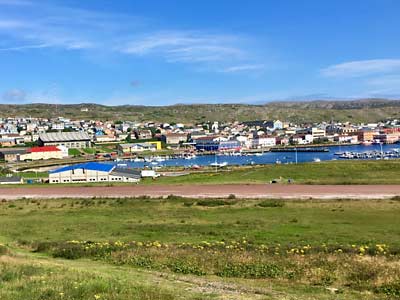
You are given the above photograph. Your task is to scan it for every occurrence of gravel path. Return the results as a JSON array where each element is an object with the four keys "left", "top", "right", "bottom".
[{"left": 1, "top": 184, "right": 399, "bottom": 200}]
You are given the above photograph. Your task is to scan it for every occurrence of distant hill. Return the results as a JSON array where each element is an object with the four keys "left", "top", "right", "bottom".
[{"left": 1, "top": 99, "right": 400, "bottom": 123}]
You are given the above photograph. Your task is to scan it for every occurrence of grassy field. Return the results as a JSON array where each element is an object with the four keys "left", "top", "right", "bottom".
[
  {"left": 1, "top": 197, "right": 400, "bottom": 299},
  {"left": 7, "top": 160, "right": 400, "bottom": 187},
  {"left": 82, "top": 148, "right": 97, "bottom": 155},
  {"left": 68, "top": 148, "right": 81, "bottom": 156},
  {"left": 146, "top": 160, "right": 400, "bottom": 185}
]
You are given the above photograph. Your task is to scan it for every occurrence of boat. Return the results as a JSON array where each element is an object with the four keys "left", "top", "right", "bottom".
[
  {"left": 231, "top": 152, "right": 242, "bottom": 156},
  {"left": 362, "top": 141, "right": 373, "bottom": 146},
  {"left": 116, "top": 163, "right": 128, "bottom": 167},
  {"left": 210, "top": 162, "right": 228, "bottom": 167},
  {"left": 313, "top": 158, "right": 321, "bottom": 162}
]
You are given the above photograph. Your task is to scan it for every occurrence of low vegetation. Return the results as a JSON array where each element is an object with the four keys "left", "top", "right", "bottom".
[
  {"left": 1, "top": 197, "right": 400, "bottom": 299},
  {"left": 147, "top": 160, "right": 400, "bottom": 185}
]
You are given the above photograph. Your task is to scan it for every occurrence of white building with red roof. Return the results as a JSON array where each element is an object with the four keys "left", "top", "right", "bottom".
[{"left": 21, "top": 146, "right": 64, "bottom": 161}]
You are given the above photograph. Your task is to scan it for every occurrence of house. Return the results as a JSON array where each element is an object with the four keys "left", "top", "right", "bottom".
[
  {"left": 20, "top": 146, "right": 64, "bottom": 161},
  {"left": 38, "top": 132, "right": 91, "bottom": 148},
  {"left": 0, "top": 149, "right": 27, "bottom": 162},
  {"left": 49, "top": 162, "right": 141, "bottom": 184},
  {"left": 265, "top": 120, "right": 283, "bottom": 130},
  {"left": 138, "top": 129, "right": 153, "bottom": 139},
  {"left": 357, "top": 130, "right": 376, "bottom": 142},
  {"left": 0, "top": 138, "right": 15, "bottom": 147},
  {"left": 374, "top": 133, "right": 399, "bottom": 144},
  {"left": 95, "top": 134, "right": 116, "bottom": 143},
  {"left": 311, "top": 128, "right": 326, "bottom": 140},
  {"left": 334, "top": 135, "right": 359, "bottom": 144},
  {"left": 252, "top": 135, "right": 276, "bottom": 148},
  {"left": 0, "top": 176, "right": 23, "bottom": 185},
  {"left": 194, "top": 136, "right": 241, "bottom": 151},
  {"left": 163, "top": 133, "right": 187, "bottom": 145},
  {"left": 118, "top": 141, "right": 162, "bottom": 154}
]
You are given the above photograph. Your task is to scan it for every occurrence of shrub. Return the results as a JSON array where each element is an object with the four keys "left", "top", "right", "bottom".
[
  {"left": 0, "top": 244, "right": 8, "bottom": 256},
  {"left": 217, "top": 263, "right": 283, "bottom": 279},
  {"left": 346, "top": 261, "right": 380, "bottom": 289},
  {"left": 257, "top": 200, "right": 284, "bottom": 208},
  {"left": 196, "top": 199, "right": 236, "bottom": 207},
  {"left": 375, "top": 282, "right": 400, "bottom": 297},
  {"left": 52, "top": 244, "right": 87, "bottom": 259},
  {"left": 167, "top": 260, "right": 206, "bottom": 276}
]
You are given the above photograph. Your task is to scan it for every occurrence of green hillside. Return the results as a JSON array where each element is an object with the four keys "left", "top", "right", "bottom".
[{"left": 1, "top": 99, "right": 400, "bottom": 123}]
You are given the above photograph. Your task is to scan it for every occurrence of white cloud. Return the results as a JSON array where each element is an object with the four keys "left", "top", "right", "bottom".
[
  {"left": 321, "top": 59, "right": 400, "bottom": 77},
  {"left": 119, "top": 31, "right": 244, "bottom": 63},
  {"left": 0, "top": 2, "right": 263, "bottom": 73},
  {"left": 0, "top": 43, "right": 49, "bottom": 51},
  {"left": 220, "top": 64, "right": 265, "bottom": 73}
]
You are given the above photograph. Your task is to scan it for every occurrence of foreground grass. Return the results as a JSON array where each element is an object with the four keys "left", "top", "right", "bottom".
[
  {"left": 1, "top": 197, "right": 400, "bottom": 246},
  {"left": 0, "top": 253, "right": 208, "bottom": 300},
  {"left": 146, "top": 160, "right": 400, "bottom": 185},
  {"left": 1, "top": 197, "right": 400, "bottom": 299}
]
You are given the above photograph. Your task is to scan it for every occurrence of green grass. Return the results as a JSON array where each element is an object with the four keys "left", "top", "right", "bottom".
[
  {"left": 0, "top": 255, "right": 207, "bottom": 300},
  {"left": 1, "top": 197, "right": 399, "bottom": 246},
  {"left": 7, "top": 160, "right": 400, "bottom": 187},
  {"left": 19, "top": 171, "right": 49, "bottom": 179},
  {"left": 1, "top": 197, "right": 400, "bottom": 299},
  {"left": 68, "top": 149, "right": 81, "bottom": 156},
  {"left": 82, "top": 148, "right": 96, "bottom": 155},
  {"left": 145, "top": 160, "right": 400, "bottom": 185}
]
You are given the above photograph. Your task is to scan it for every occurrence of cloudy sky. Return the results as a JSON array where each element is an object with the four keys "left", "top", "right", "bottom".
[{"left": 0, "top": 0, "right": 399, "bottom": 105}]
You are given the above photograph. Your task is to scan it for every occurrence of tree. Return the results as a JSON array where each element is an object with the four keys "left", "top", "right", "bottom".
[{"left": 125, "top": 133, "right": 133, "bottom": 143}]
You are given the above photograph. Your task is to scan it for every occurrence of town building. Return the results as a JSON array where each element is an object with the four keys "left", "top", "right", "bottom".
[
  {"left": 252, "top": 135, "right": 276, "bottom": 148},
  {"left": 0, "top": 176, "right": 23, "bottom": 185},
  {"left": 163, "top": 133, "right": 188, "bottom": 145},
  {"left": 118, "top": 141, "right": 162, "bottom": 155},
  {"left": 311, "top": 128, "right": 326, "bottom": 139},
  {"left": 49, "top": 162, "right": 141, "bottom": 184},
  {"left": 0, "top": 149, "right": 27, "bottom": 162},
  {"left": 357, "top": 130, "right": 376, "bottom": 142},
  {"left": 20, "top": 146, "right": 66, "bottom": 161},
  {"left": 38, "top": 132, "right": 91, "bottom": 148},
  {"left": 194, "top": 136, "right": 241, "bottom": 151}
]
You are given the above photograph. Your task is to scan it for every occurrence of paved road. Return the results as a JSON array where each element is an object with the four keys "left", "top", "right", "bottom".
[{"left": 1, "top": 184, "right": 399, "bottom": 200}]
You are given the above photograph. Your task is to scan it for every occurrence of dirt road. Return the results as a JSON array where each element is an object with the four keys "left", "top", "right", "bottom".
[{"left": 1, "top": 184, "right": 399, "bottom": 200}]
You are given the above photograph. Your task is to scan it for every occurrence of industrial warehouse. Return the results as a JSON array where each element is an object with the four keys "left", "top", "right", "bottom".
[
  {"left": 49, "top": 162, "right": 141, "bottom": 184},
  {"left": 38, "top": 132, "right": 91, "bottom": 148}
]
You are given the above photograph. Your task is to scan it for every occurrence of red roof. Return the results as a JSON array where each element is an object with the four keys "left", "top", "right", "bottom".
[{"left": 28, "top": 146, "right": 61, "bottom": 153}]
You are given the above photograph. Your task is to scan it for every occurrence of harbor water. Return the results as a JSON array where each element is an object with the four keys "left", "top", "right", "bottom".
[{"left": 112, "top": 144, "right": 400, "bottom": 169}]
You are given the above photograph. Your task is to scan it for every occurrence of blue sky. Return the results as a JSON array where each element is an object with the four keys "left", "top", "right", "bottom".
[{"left": 0, "top": 0, "right": 400, "bottom": 105}]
